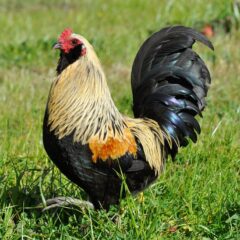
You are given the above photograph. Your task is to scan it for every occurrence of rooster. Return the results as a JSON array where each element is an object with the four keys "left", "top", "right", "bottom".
[{"left": 43, "top": 26, "right": 213, "bottom": 210}]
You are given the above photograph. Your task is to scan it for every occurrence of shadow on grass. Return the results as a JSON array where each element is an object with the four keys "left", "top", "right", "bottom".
[{"left": 0, "top": 163, "right": 93, "bottom": 224}]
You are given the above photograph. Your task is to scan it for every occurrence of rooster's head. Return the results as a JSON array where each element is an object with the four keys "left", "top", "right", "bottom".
[
  {"left": 54, "top": 28, "right": 92, "bottom": 74},
  {"left": 53, "top": 28, "right": 87, "bottom": 56}
]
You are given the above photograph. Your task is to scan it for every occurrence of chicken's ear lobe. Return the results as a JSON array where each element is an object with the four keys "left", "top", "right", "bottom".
[{"left": 81, "top": 45, "right": 87, "bottom": 56}]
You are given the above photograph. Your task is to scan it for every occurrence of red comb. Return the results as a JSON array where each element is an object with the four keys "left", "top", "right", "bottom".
[{"left": 59, "top": 28, "right": 73, "bottom": 42}]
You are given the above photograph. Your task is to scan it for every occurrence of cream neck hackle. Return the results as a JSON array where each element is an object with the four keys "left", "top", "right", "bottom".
[{"left": 47, "top": 34, "right": 125, "bottom": 144}]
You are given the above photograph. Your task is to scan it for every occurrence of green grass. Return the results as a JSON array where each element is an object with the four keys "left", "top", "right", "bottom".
[{"left": 0, "top": 0, "right": 239, "bottom": 239}]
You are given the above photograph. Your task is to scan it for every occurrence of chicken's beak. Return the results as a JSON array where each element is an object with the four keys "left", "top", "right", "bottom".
[{"left": 53, "top": 42, "right": 61, "bottom": 50}]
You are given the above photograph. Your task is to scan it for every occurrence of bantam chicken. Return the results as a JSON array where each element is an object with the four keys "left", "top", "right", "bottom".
[{"left": 43, "top": 26, "right": 213, "bottom": 210}]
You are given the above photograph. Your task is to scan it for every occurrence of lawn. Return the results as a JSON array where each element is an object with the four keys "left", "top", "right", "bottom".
[{"left": 0, "top": 0, "right": 239, "bottom": 239}]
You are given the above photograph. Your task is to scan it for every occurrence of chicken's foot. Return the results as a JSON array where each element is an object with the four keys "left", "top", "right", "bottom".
[{"left": 42, "top": 197, "right": 94, "bottom": 211}]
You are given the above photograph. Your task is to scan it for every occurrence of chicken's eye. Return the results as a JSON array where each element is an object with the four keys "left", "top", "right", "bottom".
[{"left": 71, "top": 39, "right": 78, "bottom": 45}]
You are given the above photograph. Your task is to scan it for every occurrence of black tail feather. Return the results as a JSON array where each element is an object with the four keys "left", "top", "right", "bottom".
[{"left": 131, "top": 26, "right": 213, "bottom": 157}]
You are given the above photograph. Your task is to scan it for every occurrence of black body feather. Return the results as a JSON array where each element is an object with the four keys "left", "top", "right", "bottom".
[
  {"left": 43, "top": 111, "right": 156, "bottom": 209},
  {"left": 131, "top": 26, "right": 213, "bottom": 157}
]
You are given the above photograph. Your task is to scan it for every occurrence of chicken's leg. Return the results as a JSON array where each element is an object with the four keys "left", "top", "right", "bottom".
[{"left": 42, "top": 197, "right": 94, "bottom": 211}]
